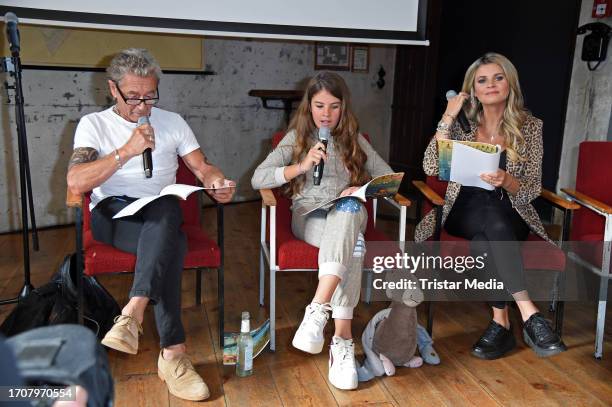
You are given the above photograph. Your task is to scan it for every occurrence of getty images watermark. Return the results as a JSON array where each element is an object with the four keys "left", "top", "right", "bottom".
[
  {"left": 370, "top": 252, "right": 506, "bottom": 291},
  {"left": 363, "top": 240, "right": 609, "bottom": 302}
]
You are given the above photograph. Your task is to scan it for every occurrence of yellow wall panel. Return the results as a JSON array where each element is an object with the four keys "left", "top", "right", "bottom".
[{"left": 0, "top": 24, "right": 204, "bottom": 71}]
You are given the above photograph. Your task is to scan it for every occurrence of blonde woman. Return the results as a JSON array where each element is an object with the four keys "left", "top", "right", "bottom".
[
  {"left": 252, "top": 72, "right": 392, "bottom": 390},
  {"left": 415, "top": 53, "right": 566, "bottom": 359}
]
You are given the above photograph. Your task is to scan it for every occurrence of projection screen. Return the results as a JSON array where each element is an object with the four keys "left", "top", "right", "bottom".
[{"left": 0, "top": 1, "right": 429, "bottom": 45}]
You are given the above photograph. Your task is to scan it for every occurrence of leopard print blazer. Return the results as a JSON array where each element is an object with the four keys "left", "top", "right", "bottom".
[{"left": 414, "top": 114, "right": 551, "bottom": 244}]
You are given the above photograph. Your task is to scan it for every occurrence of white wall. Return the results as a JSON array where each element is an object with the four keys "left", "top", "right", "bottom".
[
  {"left": 10, "top": 0, "right": 423, "bottom": 43},
  {"left": 557, "top": 3, "right": 612, "bottom": 191},
  {"left": 0, "top": 38, "right": 395, "bottom": 233}
]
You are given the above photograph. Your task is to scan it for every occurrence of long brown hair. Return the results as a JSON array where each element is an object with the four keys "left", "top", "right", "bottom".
[
  {"left": 461, "top": 52, "right": 528, "bottom": 161},
  {"left": 286, "top": 71, "right": 369, "bottom": 197}
]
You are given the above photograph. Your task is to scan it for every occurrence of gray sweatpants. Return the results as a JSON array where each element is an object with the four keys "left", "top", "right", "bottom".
[{"left": 292, "top": 198, "right": 367, "bottom": 320}]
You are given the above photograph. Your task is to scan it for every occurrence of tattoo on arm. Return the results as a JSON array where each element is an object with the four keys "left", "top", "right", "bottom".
[{"left": 68, "top": 147, "right": 99, "bottom": 169}]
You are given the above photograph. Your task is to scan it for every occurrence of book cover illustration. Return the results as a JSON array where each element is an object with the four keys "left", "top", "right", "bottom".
[
  {"left": 301, "top": 172, "right": 404, "bottom": 216},
  {"left": 363, "top": 172, "right": 405, "bottom": 199},
  {"left": 222, "top": 319, "right": 271, "bottom": 365}
]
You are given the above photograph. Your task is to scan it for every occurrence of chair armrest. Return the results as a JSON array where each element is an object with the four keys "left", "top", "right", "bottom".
[
  {"left": 66, "top": 188, "right": 83, "bottom": 208},
  {"left": 561, "top": 188, "right": 612, "bottom": 215},
  {"left": 382, "top": 193, "right": 411, "bottom": 213},
  {"left": 412, "top": 180, "right": 445, "bottom": 206},
  {"left": 259, "top": 189, "right": 277, "bottom": 206},
  {"left": 392, "top": 193, "right": 411, "bottom": 207},
  {"left": 540, "top": 189, "right": 580, "bottom": 211}
]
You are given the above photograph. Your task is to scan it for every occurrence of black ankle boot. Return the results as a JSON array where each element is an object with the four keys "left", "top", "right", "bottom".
[
  {"left": 522, "top": 313, "right": 567, "bottom": 357},
  {"left": 472, "top": 320, "right": 516, "bottom": 360}
]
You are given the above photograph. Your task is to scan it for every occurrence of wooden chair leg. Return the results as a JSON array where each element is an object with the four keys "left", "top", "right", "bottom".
[{"left": 195, "top": 268, "right": 202, "bottom": 305}]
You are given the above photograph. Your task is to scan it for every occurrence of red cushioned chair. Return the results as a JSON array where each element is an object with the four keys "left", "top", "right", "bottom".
[
  {"left": 561, "top": 141, "right": 612, "bottom": 359},
  {"left": 66, "top": 158, "right": 224, "bottom": 346},
  {"left": 259, "top": 131, "right": 411, "bottom": 350},
  {"left": 413, "top": 175, "right": 578, "bottom": 337}
]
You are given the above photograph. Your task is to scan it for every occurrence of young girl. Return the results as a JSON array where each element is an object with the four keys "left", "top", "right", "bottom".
[{"left": 252, "top": 71, "right": 393, "bottom": 390}]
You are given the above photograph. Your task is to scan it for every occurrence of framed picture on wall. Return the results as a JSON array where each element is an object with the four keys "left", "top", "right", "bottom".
[
  {"left": 315, "top": 42, "right": 350, "bottom": 70},
  {"left": 351, "top": 45, "right": 369, "bottom": 73}
]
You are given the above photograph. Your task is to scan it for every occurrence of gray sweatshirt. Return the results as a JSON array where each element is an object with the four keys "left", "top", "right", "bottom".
[{"left": 251, "top": 130, "right": 392, "bottom": 212}]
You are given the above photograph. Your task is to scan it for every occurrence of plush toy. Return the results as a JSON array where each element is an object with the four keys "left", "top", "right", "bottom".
[{"left": 358, "top": 301, "right": 440, "bottom": 381}]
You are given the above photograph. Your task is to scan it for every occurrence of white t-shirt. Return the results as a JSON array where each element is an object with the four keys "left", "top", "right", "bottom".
[{"left": 73, "top": 107, "right": 200, "bottom": 209}]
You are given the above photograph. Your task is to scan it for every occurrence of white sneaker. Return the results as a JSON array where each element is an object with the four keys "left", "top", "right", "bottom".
[
  {"left": 292, "top": 302, "right": 332, "bottom": 354},
  {"left": 329, "top": 336, "right": 358, "bottom": 390}
]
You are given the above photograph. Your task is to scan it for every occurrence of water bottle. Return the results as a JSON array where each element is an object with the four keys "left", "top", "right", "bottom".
[{"left": 236, "top": 311, "right": 253, "bottom": 377}]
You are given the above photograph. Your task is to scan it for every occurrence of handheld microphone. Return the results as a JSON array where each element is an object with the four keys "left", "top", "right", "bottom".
[
  {"left": 313, "top": 127, "right": 330, "bottom": 186},
  {"left": 445, "top": 90, "right": 471, "bottom": 133},
  {"left": 4, "top": 12, "right": 20, "bottom": 56},
  {"left": 137, "top": 116, "right": 153, "bottom": 178}
]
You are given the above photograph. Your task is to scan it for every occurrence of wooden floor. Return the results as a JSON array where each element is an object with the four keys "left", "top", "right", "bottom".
[{"left": 1, "top": 201, "right": 611, "bottom": 406}]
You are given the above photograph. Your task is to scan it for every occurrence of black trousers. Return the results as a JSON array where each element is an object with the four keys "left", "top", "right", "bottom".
[
  {"left": 91, "top": 195, "right": 187, "bottom": 348},
  {"left": 444, "top": 187, "right": 530, "bottom": 309}
]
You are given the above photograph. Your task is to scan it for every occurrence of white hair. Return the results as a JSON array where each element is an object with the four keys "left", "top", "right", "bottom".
[{"left": 106, "top": 48, "right": 162, "bottom": 83}]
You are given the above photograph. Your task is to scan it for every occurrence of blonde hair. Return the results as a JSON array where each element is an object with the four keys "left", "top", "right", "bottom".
[
  {"left": 461, "top": 52, "right": 528, "bottom": 161},
  {"left": 286, "top": 71, "right": 369, "bottom": 197}
]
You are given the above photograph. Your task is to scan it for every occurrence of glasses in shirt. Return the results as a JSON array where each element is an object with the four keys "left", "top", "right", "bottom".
[{"left": 114, "top": 81, "right": 160, "bottom": 105}]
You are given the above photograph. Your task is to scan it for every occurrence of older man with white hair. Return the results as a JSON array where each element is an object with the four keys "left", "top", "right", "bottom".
[{"left": 67, "top": 48, "right": 234, "bottom": 401}]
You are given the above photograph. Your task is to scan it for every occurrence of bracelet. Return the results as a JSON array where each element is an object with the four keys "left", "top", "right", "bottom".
[
  {"left": 442, "top": 113, "right": 456, "bottom": 121},
  {"left": 113, "top": 149, "right": 122, "bottom": 169},
  {"left": 436, "top": 120, "right": 451, "bottom": 134}
]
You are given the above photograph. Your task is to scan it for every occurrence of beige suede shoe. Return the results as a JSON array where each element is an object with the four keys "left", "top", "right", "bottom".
[
  {"left": 158, "top": 351, "right": 210, "bottom": 401},
  {"left": 101, "top": 315, "right": 143, "bottom": 355}
]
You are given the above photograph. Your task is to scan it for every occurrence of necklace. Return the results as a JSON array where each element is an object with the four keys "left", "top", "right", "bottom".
[
  {"left": 476, "top": 127, "right": 498, "bottom": 144},
  {"left": 112, "top": 105, "right": 129, "bottom": 122}
]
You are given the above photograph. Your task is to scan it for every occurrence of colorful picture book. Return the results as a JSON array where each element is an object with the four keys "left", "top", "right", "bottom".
[
  {"left": 222, "top": 319, "right": 271, "bottom": 365},
  {"left": 301, "top": 172, "right": 404, "bottom": 216}
]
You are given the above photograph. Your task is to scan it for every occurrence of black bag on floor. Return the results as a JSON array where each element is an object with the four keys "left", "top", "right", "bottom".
[
  {"left": 0, "top": 254, "right": 120, "bottom": 339},
  {"left": 5, "top": 324, "right": 114, "bottom": 407}
]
